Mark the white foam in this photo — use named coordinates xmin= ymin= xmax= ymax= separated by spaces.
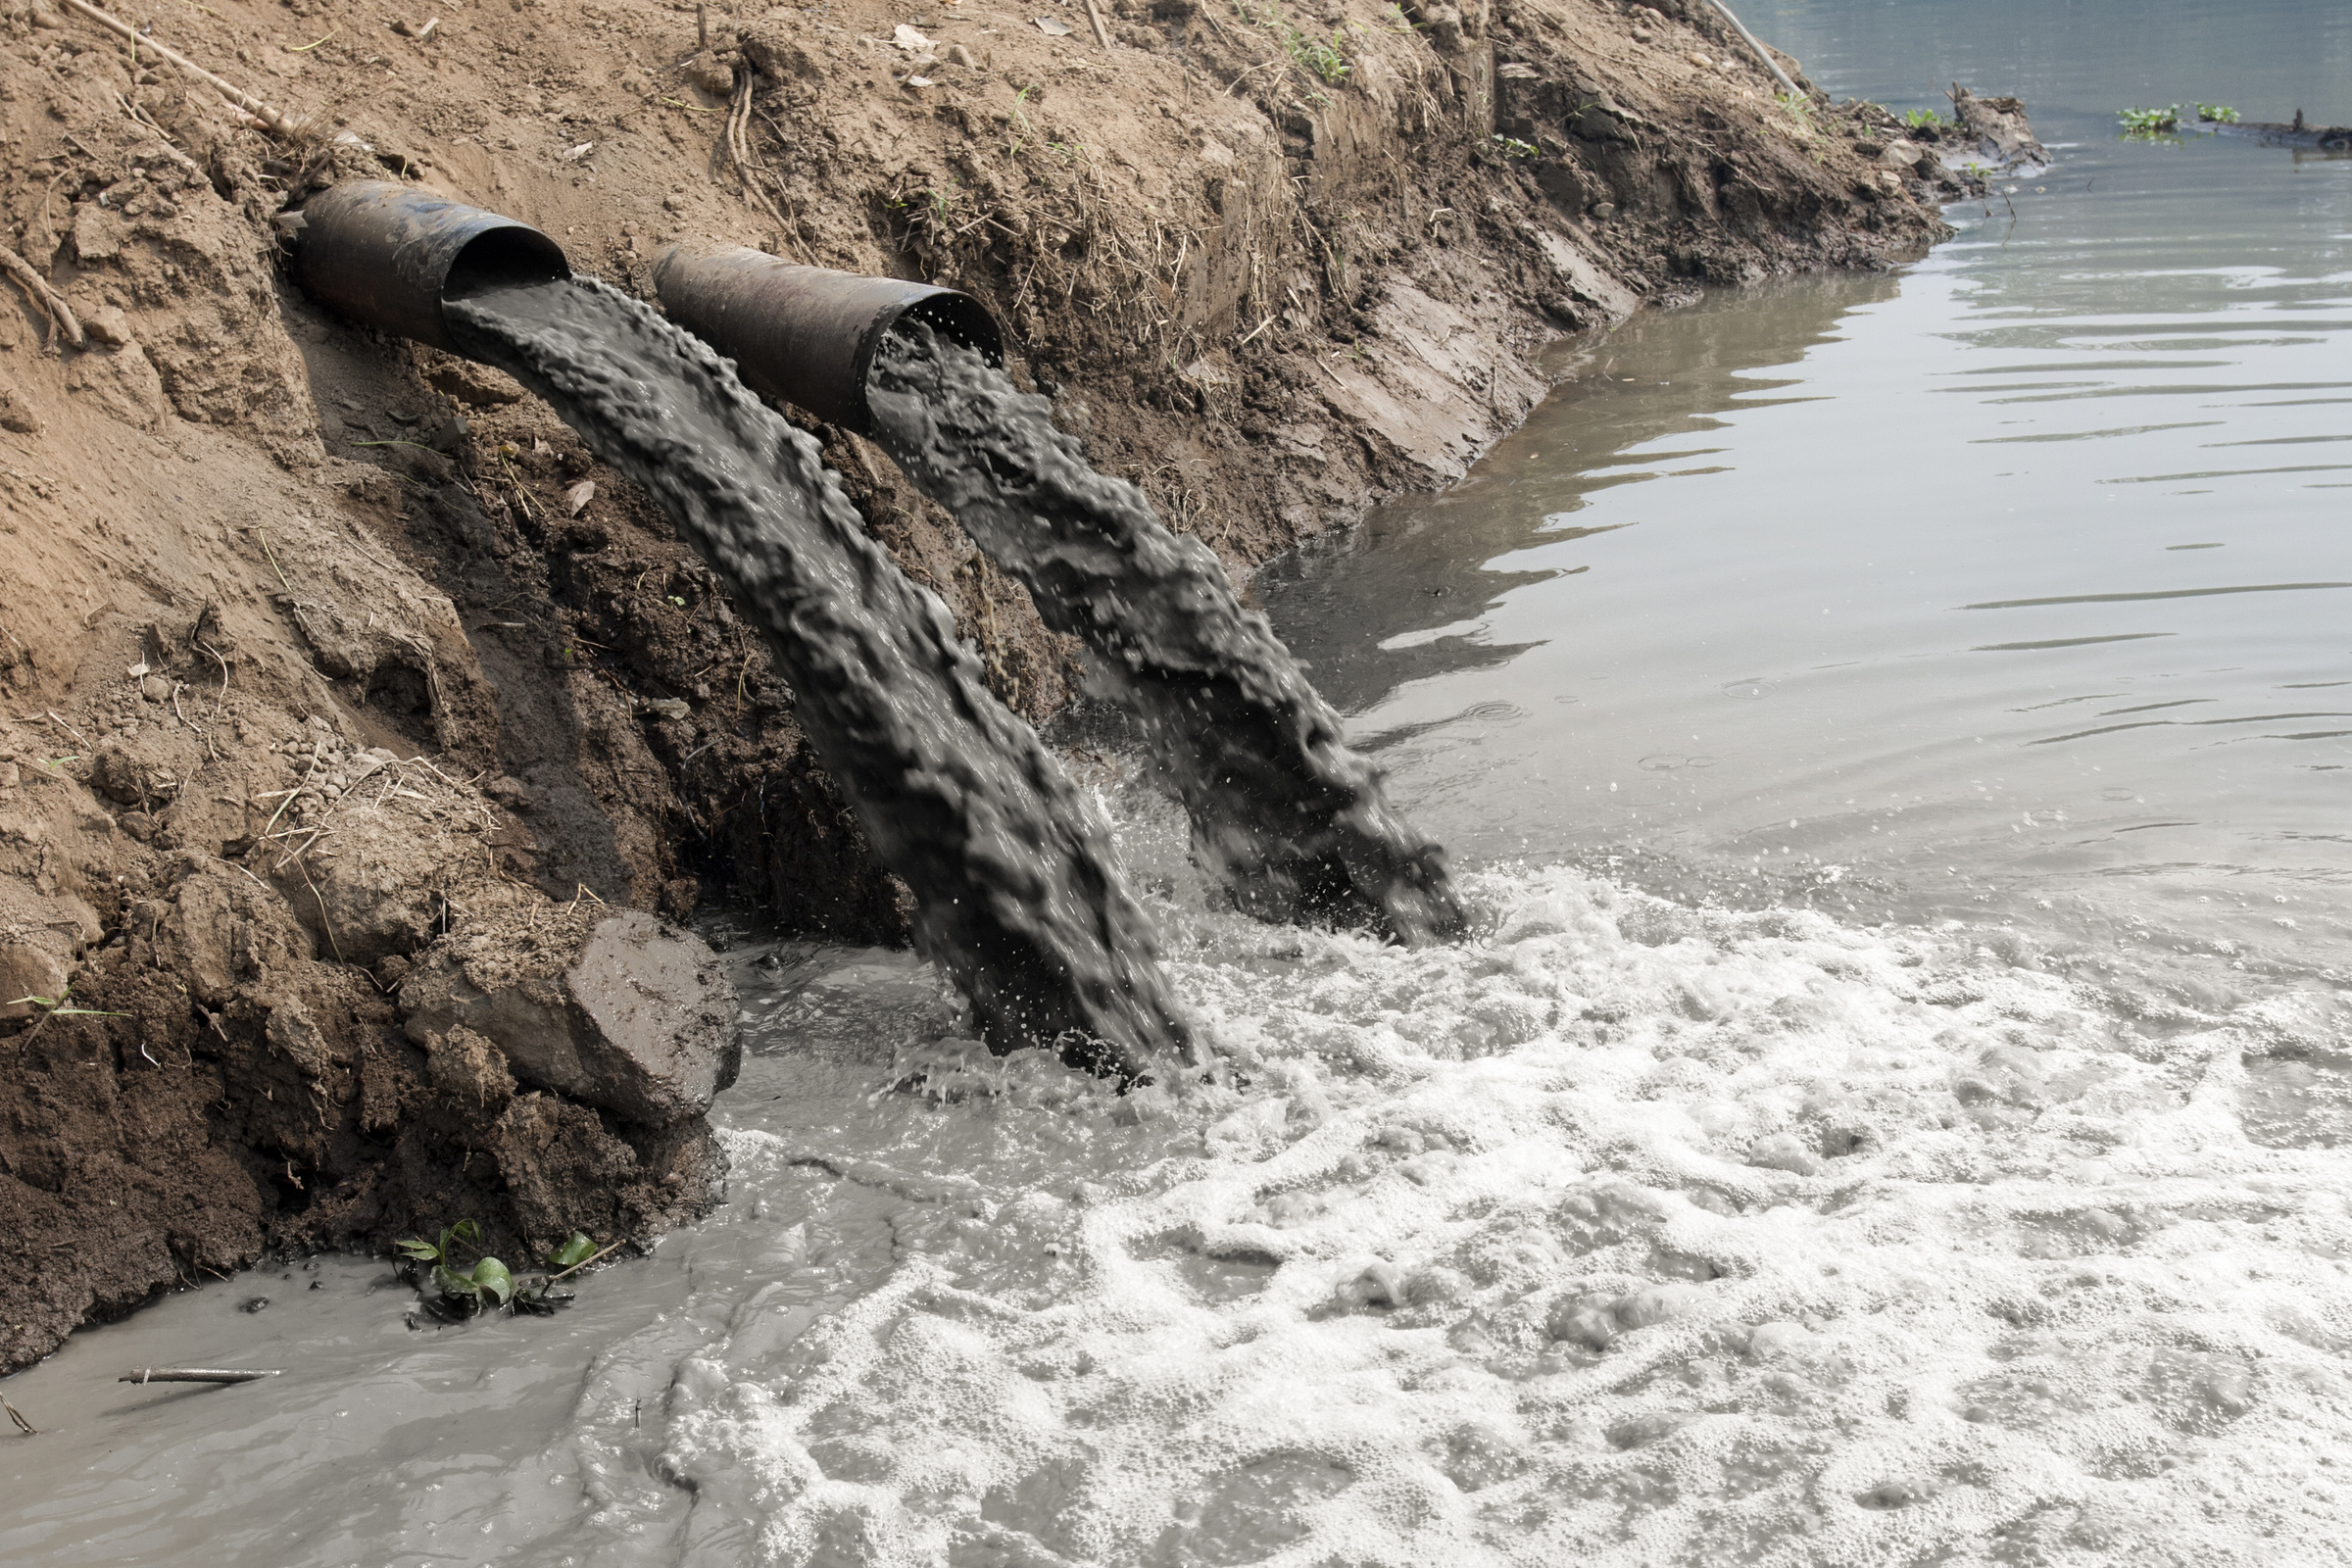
xmin=664 ymin=864 xmax=2352 ymax=1564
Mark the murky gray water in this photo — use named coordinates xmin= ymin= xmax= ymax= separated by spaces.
xmin=1262 ymin=4 xmax=2352 ymax=967
xmin=7 ymin=3 xmax=2352 ymax=1564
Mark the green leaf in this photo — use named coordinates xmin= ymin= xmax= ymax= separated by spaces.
xmin=469 ymin=1257 xmax=514 ymax=1305
xmin=395 ymin=1238 xmax=441 ymax=1261
xmin=550 ymin=1232 xmax=596 ymax=1269
xmin=432 ymin=1262 xmax=480 ymax=1298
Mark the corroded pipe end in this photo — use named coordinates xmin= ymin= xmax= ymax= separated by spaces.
xmin=288 ymin=180 xmax=568 ymax=352
xmin=652 ymin=246 xmax=1002 ymax=433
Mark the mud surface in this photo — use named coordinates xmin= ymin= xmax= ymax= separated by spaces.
xmin=4 ymin=0 xmax=1971 ymax=1368
xmin=870 ymin=325 xmax=1462 ymax=942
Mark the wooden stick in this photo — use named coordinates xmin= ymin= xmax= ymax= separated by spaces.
xmin=119 ymin=1367 xmax=283 ymax=1384
xmin=0 ymin=246 xmax=82 ymax=348
xmin=58 ymin=0 xmax=301 ymax=135
xmin=1079 ymin=0 xmax=1111 ymax=50
xmin=1 ymin=1391 xmax=34 ymax=1435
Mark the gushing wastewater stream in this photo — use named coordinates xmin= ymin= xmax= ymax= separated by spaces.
xmin=441 ymin=276 xmax=1187 ymax=1073
xmin=866 ymin=327 xmax=1463 ymax=946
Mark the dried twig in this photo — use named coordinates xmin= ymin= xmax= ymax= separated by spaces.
xmin=1079 ymin=0 xmax=1111 ymax=50
xmin=0 ymin=246 xmax=82 ymax=349
xmin=0 ymin=1391 xmax=34 ymax=1435
xmin=197 ymin=638 xmax=232 ymax=715
xmin=59 ymin=0 xmax=301 ymax=135
xmin=119 ymin=1367 xmax=282 ymax=1384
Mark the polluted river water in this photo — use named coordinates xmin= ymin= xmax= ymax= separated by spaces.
xmin=7 ymin=1 xmax=2352 ymax=1563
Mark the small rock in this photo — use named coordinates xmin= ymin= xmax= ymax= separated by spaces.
xmin=240 ymin=1296 xmax=270 ymax=1313
xmin=82 ymin=305 xmax=132 ymax=347
xmin=72 ymin=204 xmax=126 ymax=263
xmin=946 ymin=42 xmax=977 ymax=68
xmin=1032 ymin=15 xmax=1072 ymax=34
xmin=1878 ymin=139 xmax=1925 ymax=169
xmin=0 ymin=387 xmax=40 ymax=434
xmin=400 ymin=910 xmax=740 ymax=1126
xmin=684 ymin=52 xmax=735 ymax=94
xmin=0 ymin=941 xmax=71 ymax=1021
xmin=643 ymin=698 xmax=691 ymax=720
xmin=1590 ymin=201 xmax=1617 ymax=220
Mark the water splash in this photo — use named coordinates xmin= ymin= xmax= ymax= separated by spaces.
xmin=866 ymin=325 xmax=1466 ymax=946
xmin=658 ymin=860 xmax=2352 ymax=1566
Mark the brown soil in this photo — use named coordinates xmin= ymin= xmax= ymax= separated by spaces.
xmin=2 ymin=0 xmax=1974 ymax=1370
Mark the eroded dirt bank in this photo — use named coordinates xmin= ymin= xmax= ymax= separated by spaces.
xmin=3 ymin=0 xmax=2001 ymax=1369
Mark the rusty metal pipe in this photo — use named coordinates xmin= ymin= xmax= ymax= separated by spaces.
xmin=286 ymin=180 xmax=569 ymax=353
xmin=651 ymin=246 xmax=1003 ymax=433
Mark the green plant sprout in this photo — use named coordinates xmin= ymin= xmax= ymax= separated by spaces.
xmin=6 ymin=986 xmax=125 ymax=1018
xmin=1285 ymin=23 xmax=1351 ymax=85
xmin=1491 ymin=133 xmax=1540 ymax=160
xmin=2118 ymin=105 xmax=2181 ymax=137
xmin=2194 ymin=103 xmax=2240 ymax=123
xmin=397 ymin=1219 xmax=514 ymax=1310
xmin=399 ymin=1222 xmax=604 ymax=1317
xmin=1900 ymin=107 xmax=1945 ymax=130
xmin=1006 ymin=84 xmax=1038 ymax=158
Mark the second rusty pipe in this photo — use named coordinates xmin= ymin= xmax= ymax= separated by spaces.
xmin=652 ymin=246 xmax=1004 ymax=433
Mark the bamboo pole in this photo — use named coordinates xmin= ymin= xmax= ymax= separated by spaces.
xmin=1700 ymin=0 xmax=1798 ymax=96
xmin=58 ymin=0 xmax=302 ymax=135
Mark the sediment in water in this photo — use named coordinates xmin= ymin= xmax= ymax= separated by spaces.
xmin=445 ymin=277 xmax=1189 ymax=1073
xmin=868 ymin=327 xmax=1465 ymax=944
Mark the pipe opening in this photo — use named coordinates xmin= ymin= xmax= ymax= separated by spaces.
xmin=443 ymin=226 xmax=570 ymax=304
xmin=885 ymin=293 xmax=1004 ymax=369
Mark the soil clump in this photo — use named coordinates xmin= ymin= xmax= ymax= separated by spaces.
xmin=2 ymin=0 xmax=2008 ymax=1369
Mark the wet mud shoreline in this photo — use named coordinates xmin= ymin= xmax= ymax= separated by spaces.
xmin=3 ymin=0 xmax=2031 ymax=1370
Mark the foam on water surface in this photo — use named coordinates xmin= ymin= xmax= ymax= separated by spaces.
xmin=654 ymin=847 xmax=2352 ymax=1567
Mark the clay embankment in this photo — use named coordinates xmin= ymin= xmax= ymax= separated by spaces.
xmin=1 ymin=0 xmax=2008 ymax=1369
